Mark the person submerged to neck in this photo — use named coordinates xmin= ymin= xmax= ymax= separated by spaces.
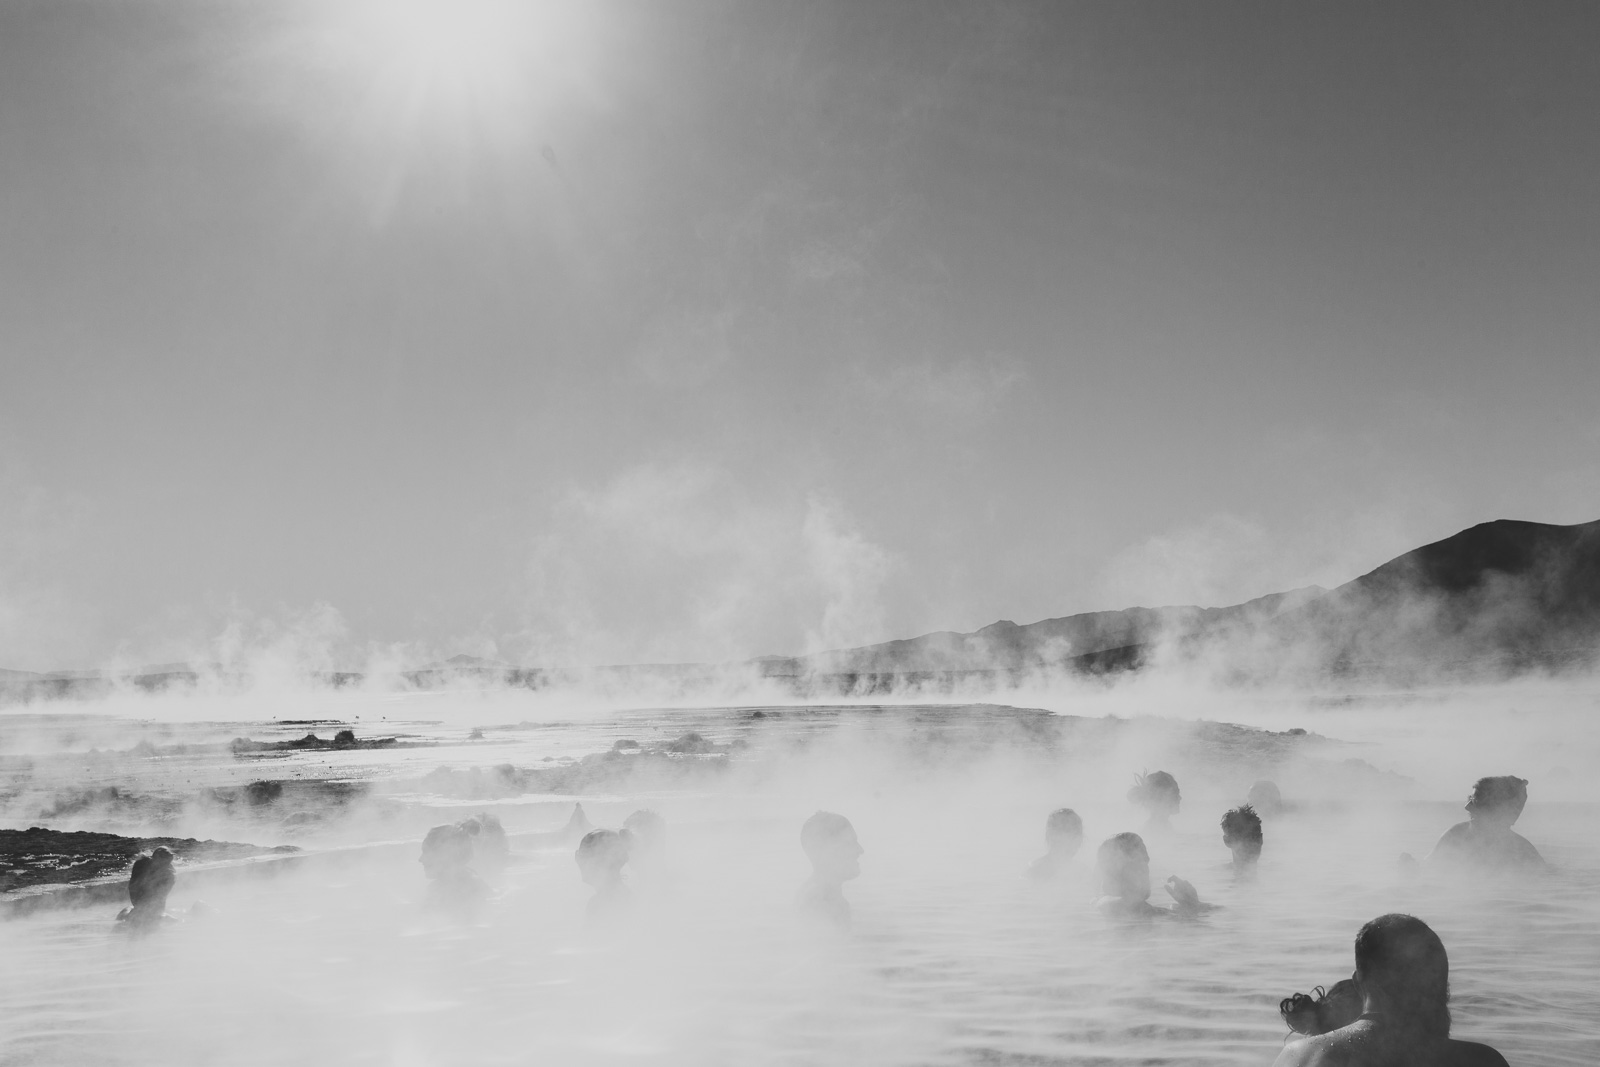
xmin=575 ymin=828 xmax=633 ymax=923
xmin=119 ymin=846 xmax=176 ymax=926
xmin=797 ymin=811 xmax=862 ymax=928
xmin=1128 ymin=771 xmax=1181 ymax=832
xmin=1271 ymin=913 xmax=1509 ymax=1067
xmin=1221 ymin=804 xmax=1263 ymax=877
xmin=1094 ymin=832 xmax=1210 ymax=918
xmin=1027 ymin=808 xmax=1083 ymax=881
xmin=1428 ymin=776 xmax=1547 ymax=871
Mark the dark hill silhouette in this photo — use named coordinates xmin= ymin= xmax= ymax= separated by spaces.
xmin=1248 ymin=518 xmax=1600 ymax=675
xmin=766 ymin=587 xmax=1324 ymax=676
xmin=767 ymin=518 xmax=1600 ymax=682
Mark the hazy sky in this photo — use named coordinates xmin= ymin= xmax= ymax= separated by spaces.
xmin=2 ymin=0 xmax=1598 ymax=671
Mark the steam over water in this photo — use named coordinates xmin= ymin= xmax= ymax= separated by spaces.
xmin=3 ymin=681 xmax=1599 ymax=1065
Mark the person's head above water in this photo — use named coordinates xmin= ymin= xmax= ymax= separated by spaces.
xmin=801 ymin=811 xmax=862 ymax=885
xmin=1128 ymin=771 xmax=1181 ymax=817
xmin=623 ymin=808 xmax=665 ymax=845
xmin=1044 ymin=808 xmax=1084 ymax=856
xmin=419 ymin=824 xmax=474 ymax=878
xmin=1096 ymin=832 xmax=1151 ymax=902
xmin=1466 ymin=776 xmax=1528 ymax=830
xmin=1221 ymin=805 xmax=1263 ymax=864
xmin=148 ymin=846 xmax=174 ymax=866
xmin=575 ymin=828 xmax=632 ymax=889
xmin=1353 ymin=913 xmax=1451 ymax=1038
xmin=1247 ymin=780 xmax=1284 ymax=815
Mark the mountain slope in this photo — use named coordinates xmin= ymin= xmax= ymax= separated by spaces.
xmin=1253 ymin=518 xmax=1600 ymax=671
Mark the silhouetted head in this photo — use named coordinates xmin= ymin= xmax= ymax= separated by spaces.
xmin=801 ymin=811 xmax=862 ymax=884
xmin=1466 ymin=776 xmax=1528 ymax=829
xmin=1353 ymin=913 xmax=1451 ymax=1039
xmin=1246 ymin=780 xmax=1284 ymax=815
xmin=149 ymin=846 xmax=174 ymax=867
xmin=1220 ymin=805 xmax=1263 ymax=863
xmin=1128 ymin=771 xmax=1181 ymax=817
xmin=623 ymin=809 xmax=665 ymax=847
xmin=420 ymin=823 xmax=474 ymax=878
xmin=1044 ymin=808 xmax=1084 ymax=856
xmin=1096 ymin=832 xmax=1151 ymax=902
xmin=575 ymin=828 xmax=632 ymax=889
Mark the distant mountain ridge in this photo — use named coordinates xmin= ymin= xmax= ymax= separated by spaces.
xmin=763 ymin=517 xmax=1600 ymax=681
xmin=761 ymin=587 xmax=1325 ymax=676
xmin=3 ymin=517 xmax=1597 ymax=699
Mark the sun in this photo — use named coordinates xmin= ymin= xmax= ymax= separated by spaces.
xmin=328 ymin=0 xmax=593 ymax=124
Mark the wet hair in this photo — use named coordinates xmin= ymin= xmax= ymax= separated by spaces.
xmin=800 ymin=811 xmax=856 ymax=857
xmin=1095 ymin=832 xmax=1149 ymax=896
xmin=1469 ymin=776 xmax=1528 ymax=815
xmin=1045 ymin=808 xmax=1083 ymax=839
xmin=1221 ymin=805 xmax=1263 ymax=857
xmin=1246 ymin=780 xmax=1283 ymax=814
xmin=1128 ymin=771 xmax=1181 ymax=810
xmin=1353 ymin=913 xmax=1451 ymax=1039
xmin=1280 ymin=979 xmax=1363 ymax=1036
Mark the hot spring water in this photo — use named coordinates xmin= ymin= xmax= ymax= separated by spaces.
xmin=2 ymin=686 xmax=1598 ymax=1066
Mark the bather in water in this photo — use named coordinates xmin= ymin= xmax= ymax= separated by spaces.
xmin=1270 ymin=913 xmax=1509 ymax=1066
xmin=1427 ymin=776 xmax=1547 ymax=871
xmin=420 ymin=822 xmax=491 ymax=911
xmin=797 ymin=811 xmax=862 ymax=928
xmin=575 ymin=828 xmax=633 ymax=924
xmin=1247 ymin=779 xmax=1286 ymax=817
xmin=1220 ymin=804 xmax=1262 ymax=876
xmin=116 ymin=846 xmax=176 ymax=928
xmin=1094 ymin=832 xmax=1212 ymax=919
xmin=1128 ymin=771 xmax=1182 ymax=832
xmin=1026 ymin=808 xmax=1084 ymax=882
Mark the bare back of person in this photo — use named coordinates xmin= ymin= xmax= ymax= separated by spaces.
xmin=1272 ymin=1018 xmax=1509 ymax=1067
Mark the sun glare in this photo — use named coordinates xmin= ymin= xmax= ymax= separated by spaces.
xmin=332 ymin=0 xmax=594 ymax=124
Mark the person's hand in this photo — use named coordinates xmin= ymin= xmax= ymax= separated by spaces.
xmin=1164 ymin=875 xmax=1201 ymax=909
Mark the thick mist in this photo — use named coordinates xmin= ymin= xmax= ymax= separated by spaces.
xmin=3 ymin=673 xmax=1598 ymax=1065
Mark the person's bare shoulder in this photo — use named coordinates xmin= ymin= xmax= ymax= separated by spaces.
xmin=1510 ymin=831 xmax=1547 ymax=868
xmin=1270 ymin=1033 xmax=1341 ymax=1066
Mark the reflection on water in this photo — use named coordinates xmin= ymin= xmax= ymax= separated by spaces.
xmin=2 ymin=697 xmax=1599 ymax=1065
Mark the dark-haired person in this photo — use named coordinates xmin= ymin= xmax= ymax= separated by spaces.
xmin=1094 ymin=832 xmax=1212 ymax=919
xmin=118 ymin=846 xmax=176 ymax=927
xmin=1027 ymin=808 xmax=1084 ymax=881
xmin=1428 ymin=776 xmax=1547 ymax=871
xmin=1128 ymin=771 xmax=1181 ymax=832
xmin=420 ymin=822 xmax=490 ymax=911
xmin=1271 ymin=913 xmax=1509 ymax=1066
xmin=575 ymin=828 xmax=633 ymax=923
xmin=798 ymin=811 xmax=862 ymax=928
xmin=1220 ymin=805 xmax=1262 ymax=875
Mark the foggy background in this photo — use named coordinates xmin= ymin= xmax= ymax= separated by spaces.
xmin=3 ymin=0 xmax=1599 ymax=675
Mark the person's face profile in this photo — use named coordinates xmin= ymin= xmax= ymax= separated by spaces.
xmin=814 ymin=829 xmax=863 ymax=881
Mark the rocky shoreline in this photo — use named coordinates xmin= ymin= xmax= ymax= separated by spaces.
xmin=0 ymin=826 xmax=298 ymax=895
